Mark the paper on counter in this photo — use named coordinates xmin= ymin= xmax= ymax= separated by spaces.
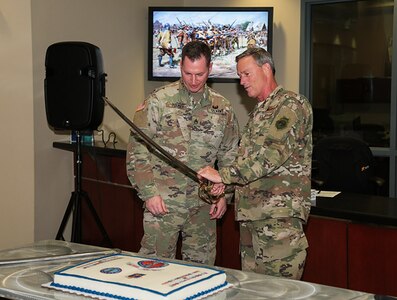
xmin=317 ymin=191 xmax=341 ymax=198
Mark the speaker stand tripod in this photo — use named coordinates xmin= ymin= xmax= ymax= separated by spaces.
xmin=55 ymin=131 xmax=112 ymax=247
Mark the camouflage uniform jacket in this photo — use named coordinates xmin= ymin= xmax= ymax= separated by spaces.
xmin=219 ymin=86 xmax=313 ymax=222
xmin=127 ymin=80 xmax=240 ymax=205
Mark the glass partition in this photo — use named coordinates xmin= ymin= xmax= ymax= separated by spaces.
xmin=310 ymin=0 xmax=393 ymax=147
xmin=302 ymin=0 xmax=395 ymax=196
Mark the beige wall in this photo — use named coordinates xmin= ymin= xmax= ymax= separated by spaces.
xmin=0 ymin=0 xmax=301 ymax=250
xmin=31 ymin=0 xmax=148 ymax=244
xmin=0 ymin=0 xmax=35 ymax=249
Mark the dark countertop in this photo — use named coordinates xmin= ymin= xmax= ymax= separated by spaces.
xmin=53 ymin=141 xmax=397 ymax=228
xmin=53 ymin=140 xmax=127 ymax=157
xmin=312 ymin=193 xmax=397 ymax=227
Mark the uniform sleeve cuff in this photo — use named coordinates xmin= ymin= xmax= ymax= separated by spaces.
xmin=137 ymin=184 xmax=159 ymax=201
xmin=219 ymin=167 xmax=233 ymax=184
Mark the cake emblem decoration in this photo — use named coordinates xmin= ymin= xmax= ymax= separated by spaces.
xmin=137 ymin=260 xmax=169 ymax=269
xmin=127 ymin=273 xmax=146 ymax=279
xmin=100 ymin=267 xmax=122 ymax=274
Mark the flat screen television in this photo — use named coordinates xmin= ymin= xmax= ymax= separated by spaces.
xmin=148 ymin=6 xmax=273 ymax=82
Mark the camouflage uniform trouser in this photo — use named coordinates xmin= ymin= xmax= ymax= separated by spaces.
xmin=139 ymin=203 xmax=216 ymax=265
xmin=239 ymin=217 xmax=308 ymax=280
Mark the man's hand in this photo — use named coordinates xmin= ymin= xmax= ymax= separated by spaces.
xmin=198 ymin=166 xmax=223 ymax=183
xmin=209 ymin=197 xmax=227 ymax=220
xmin=211 ymin=183 xmax=225 ymax=196
xmin=145 ymin=195 xmax=168 ymax=216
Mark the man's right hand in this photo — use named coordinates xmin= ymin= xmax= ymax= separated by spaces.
xmin=145 ymin=195 xmax=168 ymax=216
xmin=198 ymin=166 xmax=223 ymax=183
xmin=211 ymin=182 xmax=226 ymax=196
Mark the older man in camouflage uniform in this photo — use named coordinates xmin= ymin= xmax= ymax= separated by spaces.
xmin=199 ymin=47 xmax=313 ymax=279
xmin=127 ymin=41 xmax=239 ymax=265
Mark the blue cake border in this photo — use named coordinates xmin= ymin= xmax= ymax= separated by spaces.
xmin=50 ymin=281 xmax=229 ymax=300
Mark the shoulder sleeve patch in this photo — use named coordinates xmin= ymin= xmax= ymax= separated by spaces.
xmin=133 ymin=100 xmax=150 ymax=128
xmin=133 ymin=110 xmax=148 ymax=128
xmin=269 ymin=106 xmax=297 ymax=140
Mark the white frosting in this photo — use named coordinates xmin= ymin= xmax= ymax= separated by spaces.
xmin=49 ymin=253 xmax=228 ymax=300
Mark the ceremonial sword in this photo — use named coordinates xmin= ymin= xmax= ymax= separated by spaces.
xmin=103 ymin=97 xmax=229 ymax=204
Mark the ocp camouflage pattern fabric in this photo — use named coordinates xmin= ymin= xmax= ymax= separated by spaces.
xmin=218 ymin=85 xmax=312 ymax=278
xmin=127 ymin=79 xmax=239 ymax=204
xmin=219 ymin=85 xmax=313 ymax=223
xmin=126 ymin=79 xmax=239 ymax=264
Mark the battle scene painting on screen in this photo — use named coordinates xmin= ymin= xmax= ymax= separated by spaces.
xmin=148 ymin=7 xmax=273 ymax=82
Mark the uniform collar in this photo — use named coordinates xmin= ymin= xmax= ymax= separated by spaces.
xmin=249 ymin=85 xmax=284 ymax=117
xmin=258 ymin=85 xmax=284 ymax=110
xmin=179 ymin=79 xmax=211 ymax=107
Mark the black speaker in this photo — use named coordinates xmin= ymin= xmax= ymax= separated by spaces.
xmin=45 ymin=41 xmax=106 ymax=130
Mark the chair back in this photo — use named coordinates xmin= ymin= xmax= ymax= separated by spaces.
xmin=312 ymin=136 xmax=374 ymax=194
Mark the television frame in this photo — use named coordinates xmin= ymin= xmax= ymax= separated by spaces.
xmin=148 ymin=6 xmax=273 ymax=82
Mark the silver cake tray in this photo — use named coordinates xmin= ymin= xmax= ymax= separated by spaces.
xmin=0 ymin=240 xmax=376 ymax=300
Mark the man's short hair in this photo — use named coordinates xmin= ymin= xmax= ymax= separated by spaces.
xmin=236 ymin=47 xmax=276 ymax=75
xmin=181 ymin=41 xmax=212 ymax=67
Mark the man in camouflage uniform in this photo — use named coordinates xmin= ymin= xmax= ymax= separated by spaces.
xmin=127 ymin=41 xmax=240 ymax=265
xmin=199 ymin=47 xmax=313 ymax=279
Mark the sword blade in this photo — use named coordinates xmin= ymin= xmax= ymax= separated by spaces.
xmin=103 ymin=97 xmax=198 ymax=182
xmin=103 ymin=97 xmax=234 ymax=204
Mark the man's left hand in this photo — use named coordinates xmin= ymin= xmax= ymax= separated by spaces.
xmin=209 ymin=197 xmax=227 ymax=220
